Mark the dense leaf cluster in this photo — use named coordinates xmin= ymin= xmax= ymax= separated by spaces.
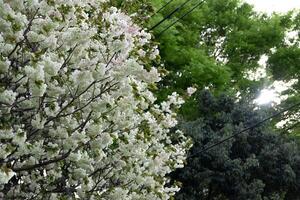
xmin=149 ymin=0 xmax=291 ymax=120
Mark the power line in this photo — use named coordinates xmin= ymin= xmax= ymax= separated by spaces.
xmin=188 ymin=101 xmax=300 ymax=158
xmin=282 ymin=120 xmax=300 ymax=134
xmin=149 ymin=0 xmax=196 ymax=31
xmin=150 ymin=0 xmax=177 ymax=18
xmin=156 ymin=0 xmax=205 ymax=37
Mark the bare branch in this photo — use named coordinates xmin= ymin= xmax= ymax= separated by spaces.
xmin=8 ymin=9 xmax=40 ymax=58
xmin=12 ymin=150 xmax=71 ymax=172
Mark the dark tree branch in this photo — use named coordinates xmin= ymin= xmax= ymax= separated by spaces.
xmin=12 ymin=150 xmax=71 ymax=172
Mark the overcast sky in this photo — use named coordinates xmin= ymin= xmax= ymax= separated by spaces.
xmin=245 ymin=0 xmax=300 ymax=14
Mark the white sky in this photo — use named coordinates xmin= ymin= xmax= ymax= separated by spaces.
xmin=245 ymin=0 xmax=300 ymax=14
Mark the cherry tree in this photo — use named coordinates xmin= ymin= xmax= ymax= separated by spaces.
xmin=0 ymin=1 xmax=190 ymax=199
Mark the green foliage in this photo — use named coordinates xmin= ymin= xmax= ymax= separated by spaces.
xmin=170 ymin=91 xmax=300 ymax=200
xmin=268 ymin=46 xmax=300 ymax=80
xmin=147 ymin=0 xmax=290 ymax=120
xmin=266 ymin=11 xmax=300 ymax=136
xmin=150 ymin=0 xmax=288 ymax=85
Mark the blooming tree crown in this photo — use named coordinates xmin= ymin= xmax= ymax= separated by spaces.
xmin=0 ymin=0 xmax=189 ymax=199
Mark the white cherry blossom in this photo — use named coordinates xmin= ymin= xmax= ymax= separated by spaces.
xmin=0 ymin=1 xmax=190 ymax=199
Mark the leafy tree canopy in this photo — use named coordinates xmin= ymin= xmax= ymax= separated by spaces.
xmin=147 ymin=0 xmax=292 ymax=119
xmin=149 ymin=0 xmax=290 ymax=90
xmin=267 ymin=11 xmax=300 ymax=136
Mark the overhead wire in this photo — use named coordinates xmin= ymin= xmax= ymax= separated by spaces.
xmin=156 ymin=0 xmax=205 ymax=37
xmin=281 ymin=120 xmax=300 ymax=134
xmin=188 ymin=101 xmax=300 ymax=158
xmin=149 ymin=0 xmax=196 ymax=30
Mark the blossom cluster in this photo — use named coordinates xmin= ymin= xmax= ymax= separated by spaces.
xmin=0 ymin=0 xmax=190 ymax=199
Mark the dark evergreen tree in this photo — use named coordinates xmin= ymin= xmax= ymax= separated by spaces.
xmin=170 ymin=91 xmax=300 ymax=200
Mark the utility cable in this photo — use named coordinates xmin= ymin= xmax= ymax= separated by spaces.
xmin=149 ymin=0 xmax=196 ymax=30
xmin=188 ymin=101 xmax=300 ymax=158
xmin=156 ymin=0 xmax=205 ymax=37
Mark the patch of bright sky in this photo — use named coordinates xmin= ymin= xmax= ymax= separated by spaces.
xmin=254 ymin=79 xmax=298 ymax=105
xmin=245 ymin=55 xmax=268 ymax=81
xmin=245 ymin=0 xmax=300 ymax=14
xmin=243 ymin=1 xmax=300 ymax=105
